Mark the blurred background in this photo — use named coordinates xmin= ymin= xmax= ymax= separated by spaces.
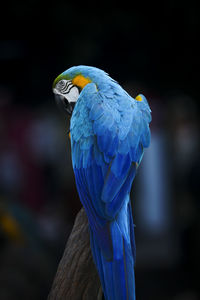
xmin=0 ymin=1 xmax=199 ymax=299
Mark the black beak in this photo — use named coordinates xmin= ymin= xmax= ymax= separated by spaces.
xmin=54 ymin=94 xmax=76 ymax=116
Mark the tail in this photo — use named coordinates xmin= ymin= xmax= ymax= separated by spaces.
xmin=90 ymin=198 xmax=136 ymax=300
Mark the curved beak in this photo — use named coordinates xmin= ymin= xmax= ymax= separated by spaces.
xmin=54 ymin=94 xmax=76 ymax=116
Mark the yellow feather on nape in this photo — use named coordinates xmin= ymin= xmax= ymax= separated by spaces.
xmin=72 ymin=75 xmax=91 ymax=90
xmin=135 ymin=95 xmax=142 ymax=101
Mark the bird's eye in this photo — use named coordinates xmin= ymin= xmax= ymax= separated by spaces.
xmin=59 ymin=80 xmax=66 ymax=86
xmin=57 ymin=80 xmax=73 ymax=94
xmin=57 ymin=80 xmax=65 ymax=88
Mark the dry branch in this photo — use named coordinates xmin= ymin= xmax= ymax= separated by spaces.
xmin=48 ymin=208 xmax=102 ymax=300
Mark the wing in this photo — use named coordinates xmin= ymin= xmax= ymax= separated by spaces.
xmin=70 ymin=83 xmax=151 ymax=258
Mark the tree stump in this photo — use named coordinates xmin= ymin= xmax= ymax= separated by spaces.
xmin=48 ymin=208 xmax=103 ymax=300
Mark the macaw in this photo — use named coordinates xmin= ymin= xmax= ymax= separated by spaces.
xmin=53 ymin=66 xmax=151 ymax=300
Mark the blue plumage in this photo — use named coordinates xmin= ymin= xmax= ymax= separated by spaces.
xmin=53 ymin=66 xmax=151 ymax=300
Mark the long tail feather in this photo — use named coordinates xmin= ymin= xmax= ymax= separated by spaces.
xmin=90 ymin=197 xmax=136 ymax=300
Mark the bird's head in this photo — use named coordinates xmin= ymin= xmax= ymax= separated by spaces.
xmin=53 ymin=65 xmax=102 ymax=115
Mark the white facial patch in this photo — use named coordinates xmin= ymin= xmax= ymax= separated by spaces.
xmin=53 ymin=79 xmax=80 ymax=103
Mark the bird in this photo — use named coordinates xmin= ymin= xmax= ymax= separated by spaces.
xmin=52 ymin=65 xmax=151 ymax=300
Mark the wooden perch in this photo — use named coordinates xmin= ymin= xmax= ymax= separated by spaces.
xmin=48 ymin=208 xmax=103 ymax=300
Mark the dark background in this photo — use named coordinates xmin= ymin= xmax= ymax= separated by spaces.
xmin=0 ymin=1 xmax=199 ymax=299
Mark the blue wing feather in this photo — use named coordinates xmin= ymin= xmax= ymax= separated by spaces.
xmin=105 ymin=165 xmax=136 ymax=218
xmin=70 ymin=80 xmax=151 ymax=300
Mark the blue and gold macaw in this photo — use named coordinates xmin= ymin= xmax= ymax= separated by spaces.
xmin=53 ymin=66 xmax=151 ymax=300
